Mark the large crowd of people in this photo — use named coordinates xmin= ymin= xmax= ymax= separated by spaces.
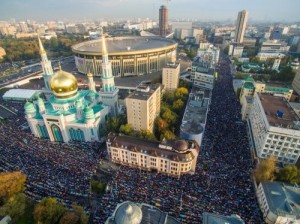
xmin=0 ymin=56 xmax=263 ymax=223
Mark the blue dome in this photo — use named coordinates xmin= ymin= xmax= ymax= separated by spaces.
xmin=24 ymin=102 xmax=36 ymax=114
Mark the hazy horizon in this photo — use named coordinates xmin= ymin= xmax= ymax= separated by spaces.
xmin=0 ymin=0 xmax=300 ymax=22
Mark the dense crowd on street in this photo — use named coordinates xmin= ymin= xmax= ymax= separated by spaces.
xmin=92 ymin=56 xmax=263 ymax=223
xmin=0 ymin=56 xmax=263 ymax=223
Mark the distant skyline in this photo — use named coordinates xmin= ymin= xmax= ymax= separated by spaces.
xmin=0 ymin=0 xmax=300 ymax=22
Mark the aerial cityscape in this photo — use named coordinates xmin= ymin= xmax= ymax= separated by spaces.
xmin=0 ymin=1 xmax=300 ymax=224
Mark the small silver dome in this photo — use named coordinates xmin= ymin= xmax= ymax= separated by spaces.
xmin=114 ymin=201 xmax=142 ymax=224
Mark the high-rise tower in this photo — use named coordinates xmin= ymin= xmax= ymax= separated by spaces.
xmin=159 ymin=5 xmax=168 ymax=37
xmin=98 ymin=35 xmax=119 ymax=117
xmin=234 ymin=10 xmax=248 ymax=43
xmin=38 ymin=36 xmax=54 ymax=91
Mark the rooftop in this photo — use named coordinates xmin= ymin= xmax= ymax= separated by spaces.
xmin=126 ymin=84 xmax=160 ymax=101
xmin=3 ymin=89 xmax=42 ymax=100
xmin=243 ymin=82 xmax=255 ymax=90
xmin=202 ymin=212 xmax=245 ymax=224
xmin=258 ymin=93 xmax=299 ymax=129
xmin=107 ymin=133 xmax=199 ymax=162
xmin=180 ymin=87 xmax=211 ymax=135
xmin=261 ymin=182 xmax=300 ymax=219
xmin=72 ymin=37 xmax=177 ymax=55
xmin=163 ymin=62 xmax=180 ymax=69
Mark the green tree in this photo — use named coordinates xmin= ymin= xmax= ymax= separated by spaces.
xmin=59 ymin=204 xmax=88 ymax=224
xmin=91 ymin=180 xmax=107 ymax=194
xmin=119 ymin=124 xmax=134 ymax=136
xmin=0 ymin=171 xmax=26 ymax=201
xmin=34 ymin=197 xmax=66 ymax=224
xmin=172 ymin=99 xmax=184 ymax=113
xmin=163 ymin=91 xmax=175 ymax=105
xmin=105 ymin=115 xmax=126 ymax=134
xmin=160 ymin=130 xmax=176 ymax=140
xmin=174 ymin=87 xmax=189 ymax=100
xmin=161 ymin=109 xmax=178 ymax=127
xmin=0 ymin=193 xmax=27 ymax=222
xmin=139 ymin=129 xmax=156 ymax=141
xmin=253 ymin=156 xmax=276 ymax=183
xmin=72 ymin=204 xmax=88 ymax=224
xmin=60 ymin=212 xmax=79 ymax=224
xmin=276 ymin=165 xmax=300 ymax=184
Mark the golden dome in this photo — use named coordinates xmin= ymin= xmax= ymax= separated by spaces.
xmin=50 ymin=70 xmax=78 ymax=99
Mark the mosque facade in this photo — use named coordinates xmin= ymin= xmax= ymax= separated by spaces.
xmin=24 ymin=36 xmax=118 ymax=143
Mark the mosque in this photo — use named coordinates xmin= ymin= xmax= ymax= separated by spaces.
xmin=24 ymin=35 xmax=119 ymax=143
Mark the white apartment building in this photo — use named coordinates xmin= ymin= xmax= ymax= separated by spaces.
xmin=256 ymin=182 xmax=300 ymax=224
xmin=106 ymin=133 xmax=200 ymax=176
xmin=125 ymin=84 xmax=161 ymax=132
xmin=192 ymin=66 xmax=214 ymax=90
xmin=241 ymin=96 xmax=253 ymax=120
xmin=249 ymin=93 xmax=300 ymax=164
xmin=162 ymin=62 xmax=180 ymax=91
xmin=197 ymin=43 xmax=220 ymax=67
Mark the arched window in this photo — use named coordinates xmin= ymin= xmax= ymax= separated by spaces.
xmin=51 ymin=124 xmax=63 ymax=142
xmin=69 ymin=128 xmax=76 ymax=141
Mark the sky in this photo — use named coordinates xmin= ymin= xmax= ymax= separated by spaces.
xmin=0 ymin=0 xmax=300 ymax=22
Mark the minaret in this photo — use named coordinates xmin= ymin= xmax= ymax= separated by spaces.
xmin=38 ymin=36 xmax=54 ymax=91
xmin=98 ymin=35 xmax=119 ymax=116
xmin=87 ymin=72 xmax=96 ymax=92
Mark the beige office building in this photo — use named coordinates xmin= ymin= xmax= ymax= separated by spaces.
xmin=107 ymin=133 xmax=200 ymax=176
xmin=162 ymin=62 xmax=180 ymax=91
xmin=125 ymin=84 xmax=161 ymax=132
xmin=234 ymin=10 xmax=248 ymax=43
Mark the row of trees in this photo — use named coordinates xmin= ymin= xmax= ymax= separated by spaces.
xmin=0 ymin=171 xmax=88 ymax=224
xmin=0 ymin=34 xmax=84 ymax=62
xmin=253 ymin=157 xmax=300 ymax=184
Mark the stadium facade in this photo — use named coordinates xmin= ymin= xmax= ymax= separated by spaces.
xmin=72 ymin=36 xmax=177 ymax=77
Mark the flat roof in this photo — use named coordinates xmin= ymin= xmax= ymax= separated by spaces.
xmin=202 ymin=212 xmax=245 ymax=224
xmin=258 ymin=93 xmax=299 ymax=128
xmin=180 ymin=87 xmax=211 ymax=135
xmin=126 ymin=84 xmax=160 ymax=101
xmin=72 ymin=37 xmax=177 ymax=55
xmin=261 ymin=182 xmax=300 ymax=219
xmin=3 ymin=89 xmax=41 ymax=100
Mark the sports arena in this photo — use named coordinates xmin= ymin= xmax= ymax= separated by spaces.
xmin=72 ymin=36 xmax=177 ymax=77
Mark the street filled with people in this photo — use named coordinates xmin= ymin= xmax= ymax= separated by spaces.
xmin=0 ymin=56 xmax=263 ymax=223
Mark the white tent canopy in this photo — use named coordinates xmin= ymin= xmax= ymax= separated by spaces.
xmin=3 ymin=89 xmax=41 ymax=101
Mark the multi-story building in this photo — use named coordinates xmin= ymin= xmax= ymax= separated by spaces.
xmin=106 ymin=133 xmax=199 ymax=176
xmin=180 ymin=87 xmax=211 ymax=146
xmin=197 ymin=43 xmax=220 ymax=67
xmin=248 ymin=93 xmax=300 ymax=164
xmin=162 ymin=62 xmax=180 ymax=91
xmin=241 ymin=96 xmax=253 ymax=120
xmin=19 ymin=21 xmax=29 ymax=33
xmin=191 ymin=65 xmax=215 ymax=90
xmin=256 ymin=182 xmax=300 ymax=224
xmin=234 ymin=10 xmax=248 ymax=43
xmin=228 ymin=43 xmax=244 ymax=57
xmin=105 ymin=201 xmax=180 ymax=224
xmin=260 ymin=41 xmax=290 ymax=54
xmin=240 ymin=77 xmax=293 ymax=103
xmin=159 ymin=5 xmax=168 ymax=36
xmin=125 ymin=84 xmax=161 ymax=132
xmin=292 ymin=69 xmax=300 ymax=95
